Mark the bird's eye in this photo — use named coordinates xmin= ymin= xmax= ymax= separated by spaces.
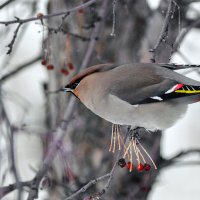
xmin=70 ymin=82 xmax=79 ymax=89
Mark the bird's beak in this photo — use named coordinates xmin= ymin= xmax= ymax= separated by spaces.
xmin=60 ymin=87 xmax=72 ymax=92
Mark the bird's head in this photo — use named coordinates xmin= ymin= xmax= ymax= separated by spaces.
xmin=60 ymin=79 xmax=80 ymax=93
xmin=60 ymin=63 xmax=115 ymax=96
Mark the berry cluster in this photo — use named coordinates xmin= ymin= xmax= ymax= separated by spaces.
xmin=41 ymin=59 xmax=55 ymax=70
xmin=118 ymin=158 xmax=151 ymax=172
xmin=41 ymin=60 xmax=75 ymax=76
xmin=60 ymin=62 xmax=75 ymax=76
xmin=78 ymin=9 xmax=84 ymax=14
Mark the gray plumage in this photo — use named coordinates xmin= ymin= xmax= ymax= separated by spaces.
xmin=63 ymin=63 xmax=200 ymax=131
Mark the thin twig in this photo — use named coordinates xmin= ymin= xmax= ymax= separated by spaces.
xmin=26 ymin=97 xmax=77 ymax=200
xmin=183 ymin=0 xmax=200 ymax=3
xmin=64 ymin=173 xmax=110 ymax=200
xmin=162 ymin=149 xmax=200 ymax=168
xmin=150 ymin=0 xmax=175 ymax=63
xmin=0 ymin=2 xmax=37 ymax=68
xmin=57 ymin=13 xmax=70 ymax=31
xmin=173 ymin=17 xmax=200 ymax=53
xmin=0 ymin=0 xmax=14 ymax=9
xmin=0 ymin=180 xmax=32 ymax=199
xmin=7 ymin=23 xmax=22 ymax=54
xmin=0 ymin=90 xmax=21 ymax=200
xmin=0 ymin=54 xmax=41 ymax=83
xmin=48 ymin=26 xmax=90 ymax=41
xmin=80 ymin=0 xmax=109 ymax=70
xmin=160 ymin=63 xmax=200 ymax=70
xmin=0 ymin=1 xmax=36 ymax=70
xmin=0 ymin=0 xmax=98 ymax=25
xmin=65 ymin=127 xmax=129 ymax=200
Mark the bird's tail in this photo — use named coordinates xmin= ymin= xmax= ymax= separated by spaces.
xmin=169 ymin=85 xmax=200 ymax=104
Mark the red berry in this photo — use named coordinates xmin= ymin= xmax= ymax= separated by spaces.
xmin=68 ymin=62 xmax=75 ymax=70
xmin=60 ymin=68 xmax=65 ymax=73
xmin=127 ymin=162 xmax=133 ymax=171
xmin=64 ymin=70 xmax=69 ymax=75
xmin=78 ymin=9 xmax=84 ymax=14
xmin=118 ymin=158 xmax=126 ymax=168
xmin=60 ymin=68 xmax=69 ymax=76
xmin=47 ymin=64 xmax=54 ymax=70
xmin=141 ymin=186 xmax=150 ymax=192
xmin=144 ymin=163 xmax=151 ymax=171
xmin=137 ymin=163 xmax=144 ymax=172
xmin=41 ymin=59 xmax=47 ymax=65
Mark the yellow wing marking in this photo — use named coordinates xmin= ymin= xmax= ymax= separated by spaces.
xmin=175 ymin=89 xmax=200 ymax=94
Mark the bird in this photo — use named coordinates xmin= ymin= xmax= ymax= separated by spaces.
xmin=61 ymin=63 xmax=200 ymax=131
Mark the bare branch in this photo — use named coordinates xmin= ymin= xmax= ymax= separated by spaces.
xmin=173 ymin=17 xmax=200 ymax=53
xmin=182 ymin=0 xmax=200 ymax=3
xmin=80 ymin=0 xmax=109 ymax=70
xmin=6 ymin=23 xmax=22 ymax=54
xmin=0 ymin=92 xmax=21 ymax=200
xmin=159 ymin=149 xmax=200 ymax=169
xmin=0 ymin=0 xmax=98 ymax=25
xmin=0 ymin=0 xmax=14 ymax=9
xmin=0 ymin=181 xmax=31 ymax=199
xmin=160 ymin=63 xmax=200 ymax=70
xmin=150 ymin=0 xmax=175 ymax=63
xmin=48 ymin=27 xmax=90 ymax=41
xmin=65 ymin=173 xmax=110 ymax=200
xmin=0 ymin=54 xmax=41 ymax=83
xmin=2 ymin=0 xmax=98 ymax=55
xmin=0 ymin=2 xmax=37 ymax=66
xmin=65 ymin=126 xmax=129 ymax=200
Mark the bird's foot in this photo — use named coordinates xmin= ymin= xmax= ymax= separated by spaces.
xmin=109 ymin=125 xmax=157 ymax=172
xmin=129 ymin=127 xmax=141 ymax=142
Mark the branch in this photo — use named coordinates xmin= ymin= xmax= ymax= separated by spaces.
xmin=0 ymin=54 xmax=41 ymax=83
xmin=6 ymin=23 xmax=22 ymax=54
xmin=65 ymin=173 xmax=110 ymax=200
xmin=173 ymin=17 xmax=200 ymax=53
xmin=0 ymin=0 xmax=98 ymax=25
xmin=161 ymin=149 xmax=200 ymax=168
xmin=2 ymin=0 xmax=98 ymax=55
xmin=160 ymin=63 xmax=200 ymax=70
xmin=150 ymin=0 xmax=175 ymax=63
xmin=79 ymin=0 xmax=109 ymax=70
xmin=26 ymin=1 xmax=109 ymax=199
xmin=0 ymin=2 xmax=37 ymax=65
xmin=182 ymin=0 xmax=200 ymax=3
xmin=0 ymin=181 xmax=32 ymax=199
xmin=48 ymin=27 xmax=90 ymax=41
xmin=0 ymin=91 xmax=21 ymax=200
xmin=0 ymin=0 xmax=14 ymax=9
xmin=65 ymin=125 xmax=129 ymax=200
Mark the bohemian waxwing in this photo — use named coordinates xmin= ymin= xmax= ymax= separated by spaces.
xmin=61 ymin=63 xmax=200 ymax=131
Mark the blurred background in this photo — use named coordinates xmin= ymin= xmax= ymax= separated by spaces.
xmin=0 ymin=0 xmax=200 ymax=199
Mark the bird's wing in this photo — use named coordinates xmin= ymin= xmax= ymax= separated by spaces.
xmin=109 ymin=64 xmax=200 ymax=105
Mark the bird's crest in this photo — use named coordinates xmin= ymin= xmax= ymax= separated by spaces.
xmin=69 ymin=63 xmax=115 ymax=85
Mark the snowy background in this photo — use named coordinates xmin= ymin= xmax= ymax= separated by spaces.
xmin=0 ymin=0 xmax=200 ymax=199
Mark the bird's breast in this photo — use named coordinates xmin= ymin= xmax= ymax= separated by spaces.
xmin=82 ymin=93 xmax=188 ymax=131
